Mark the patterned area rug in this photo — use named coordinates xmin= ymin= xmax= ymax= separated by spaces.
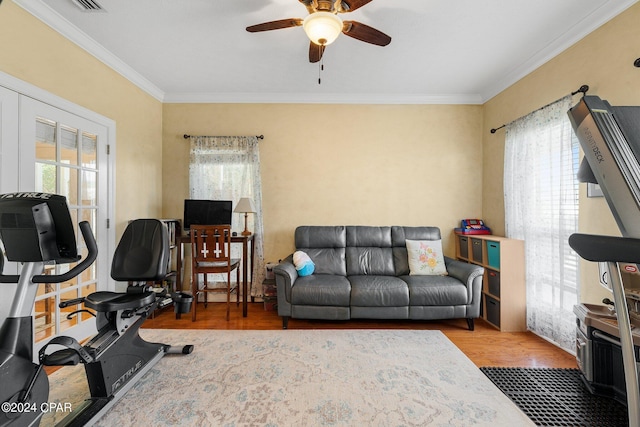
xmin=45 ymin=329 xmax=534 ymax=426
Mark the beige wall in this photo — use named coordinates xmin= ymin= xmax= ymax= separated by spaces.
xmin=482 ymin=2 xmax=640 ymax=303
xmin=162 ymin=103 xmax=483 ymax=261
xmin=0 ymin=1 xmax=164 ymax=238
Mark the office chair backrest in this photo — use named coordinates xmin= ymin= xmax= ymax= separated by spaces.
xmin=111 ymin=219 xmax=169 ymax=282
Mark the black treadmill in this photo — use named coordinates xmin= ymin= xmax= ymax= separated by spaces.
xmin=568 ymin=95 xmax=640 ymax=427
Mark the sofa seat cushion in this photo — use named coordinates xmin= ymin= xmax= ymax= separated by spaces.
xmin=349 ymin=275 xmax=409 ymax=307
xmin=291 ymin=274 xmax=351 ymax=306
xmin=401 ymin=275 xmax=469 ymax=306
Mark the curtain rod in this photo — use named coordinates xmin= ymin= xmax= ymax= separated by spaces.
xmin=490 ymin=84 xmax=589 ymax=134
xmin=183 ymin=134 xmax=264 ymax=140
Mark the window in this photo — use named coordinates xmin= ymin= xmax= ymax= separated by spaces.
xmin=504 ymin=95 xmax=580 ymax=352
xmin=188 ymin=136 xmax=265 ymax=298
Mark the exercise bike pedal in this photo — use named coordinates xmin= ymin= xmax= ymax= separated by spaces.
xmin=42 ymin=348 xmax=80 ymax=366
xmin=39 ymin=336 xmax=94 ymax=365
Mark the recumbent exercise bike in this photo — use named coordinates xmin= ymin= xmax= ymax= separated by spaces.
xmin=0 ymin=192 xmax=193 ymax=427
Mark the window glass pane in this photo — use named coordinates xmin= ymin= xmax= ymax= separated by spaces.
xmin=82 ymin=132 xmax=97 ymax=169
xmin=35 ymin=118 xmax=56 ymax=162
xmin=60 ymin=125 xmax=78 ymax=166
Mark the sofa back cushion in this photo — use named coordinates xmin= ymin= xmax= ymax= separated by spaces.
xmin=346 ymin=226 xmax=395 ymax=275
xmin=391 ymin=226 xmax=442 ymax=276
xmin=295 ymin=226 xmax=347 ymax=276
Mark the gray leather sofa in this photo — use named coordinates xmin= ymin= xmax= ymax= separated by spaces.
xmin=274 ymin=226 xmax=485 ymax=330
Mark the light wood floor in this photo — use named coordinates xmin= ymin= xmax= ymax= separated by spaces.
xmin=144 ymin=301 xmax=578 ymax=369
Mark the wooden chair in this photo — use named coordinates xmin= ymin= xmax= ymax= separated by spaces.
xmin=190 ymin=225 xmax=240 ymax=321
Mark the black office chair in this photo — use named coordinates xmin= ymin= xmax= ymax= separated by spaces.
xmin=84 ymin=219 xmax=169 ymax=314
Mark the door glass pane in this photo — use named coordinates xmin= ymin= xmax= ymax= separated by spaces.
xmin=82 ymin=132 xmax=97 ymax=169
xmin=59 ymin=262 xmax=77 ymax=290
xmin=35 ymin=162 xmax=56 ymax=193
xmin=60 ymin=289 xmax=80 ymax=332
xmin=60 ymin=125 xmax=78 ymax=166
xmin=80 ymin=284 xmax=97 ymax=322
xmin=35 ymin=118 xmax=56 ymax=161
xmin=81 ymin=170 xmax=97 ymax=206
xmin=81 ymin=208 xmax=96 ymax=227
xmin=59 ymin=166 xmax=78 ymax=205
xmin=79 ymin=246 xmax=96 ymax=284
xmin=69 ymin=208 xmax=78 ymax=239
xmin=34 ymin=295 xmax=56 ymax=342
xmin=37 ymin=275 xmax=55 ymax=299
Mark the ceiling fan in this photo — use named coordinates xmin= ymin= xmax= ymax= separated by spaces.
xmin=246 ymin=0 xmax=391 ymax=63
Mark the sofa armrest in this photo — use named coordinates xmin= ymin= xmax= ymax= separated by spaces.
xmin=274 ymin=255 xmax=298 ymax=317
xmin=445 ymin=256 xmax=484 ymax=306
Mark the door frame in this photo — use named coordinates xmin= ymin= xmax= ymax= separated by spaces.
xmin=0 ymin=70 xmax=117 ymax=292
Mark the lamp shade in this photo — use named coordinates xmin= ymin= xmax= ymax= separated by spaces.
xmin=234 ymin=197 xmax=256 ymax=213
xmin=303 ymin=12 xmax=343 ymax=46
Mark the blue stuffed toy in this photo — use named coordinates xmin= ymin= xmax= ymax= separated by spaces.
xmin=293 ymin=250 xmax=315 ymax=276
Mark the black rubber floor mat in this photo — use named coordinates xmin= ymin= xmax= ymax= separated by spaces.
xmin=480 ymin=367 xmax=628 ymax=427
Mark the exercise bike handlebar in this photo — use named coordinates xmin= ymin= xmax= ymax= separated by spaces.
xmin=0 ymin=221 xmax=98 ymax=284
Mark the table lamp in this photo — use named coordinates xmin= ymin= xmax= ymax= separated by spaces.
xmin=234 ymin=198 xmax=256 ymax=236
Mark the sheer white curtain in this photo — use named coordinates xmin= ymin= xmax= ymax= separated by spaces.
xmin=504 ymin=95 xmax=580 ymax=352
xmin=189 ymin=136 xmax=265 ymax=297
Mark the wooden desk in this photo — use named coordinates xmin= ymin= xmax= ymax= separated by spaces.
xmin=175 ymin=233 xmax=255 ymax=317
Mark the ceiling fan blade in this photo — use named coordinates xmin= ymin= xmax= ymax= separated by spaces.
xmin=339 ymin=0 xmax=374 ymax=12
xmin=246 ymin=18 xmax=303 ymax=33
xmin=342 ymin=21 xmax=391 ymax=46
xmin=309 ymin=42 xmax=325 ymax=63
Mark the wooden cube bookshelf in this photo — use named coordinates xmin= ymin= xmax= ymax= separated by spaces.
xmin=454 ymin=232 xmax=526 ymax=332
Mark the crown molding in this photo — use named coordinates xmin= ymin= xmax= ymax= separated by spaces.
xmin=13 ymin=0 xmax=165 ymax=102
xmin=480 ymin=0 xmax=639 ymax=102
xmin=162 ymin=92 xmax=484 ymax=105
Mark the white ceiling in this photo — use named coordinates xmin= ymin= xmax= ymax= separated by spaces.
xmin=15 ymin=0 xmax=639 ymax=104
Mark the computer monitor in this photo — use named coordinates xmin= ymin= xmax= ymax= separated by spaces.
xmin=183 ymin=199 xmax=233 ymax=231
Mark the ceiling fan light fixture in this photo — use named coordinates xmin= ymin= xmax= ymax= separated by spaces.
xmin=303 ymin=12 xmax=343 ymax=46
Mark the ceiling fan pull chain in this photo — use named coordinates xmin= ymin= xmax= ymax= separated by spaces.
xmin=318 ymin=45 xmax=324 ymax=84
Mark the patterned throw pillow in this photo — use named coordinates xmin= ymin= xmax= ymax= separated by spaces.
xmin=406 ymin=239 xmax=448 ymax=275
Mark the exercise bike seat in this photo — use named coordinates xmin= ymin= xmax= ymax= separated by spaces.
xmin=84 ymin=219 xmax=170 ymax=313
xmin=84 ymin=291 xmax=156 ymax=312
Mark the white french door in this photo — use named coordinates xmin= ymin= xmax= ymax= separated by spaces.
xmin=0 ymin=71 xmax=115 ymax=356
xmin=19 ymin=97 xmax=111 ymax=346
